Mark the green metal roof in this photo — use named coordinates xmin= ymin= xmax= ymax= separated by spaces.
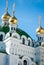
xmin=0 ymin=26 xmax=33 ymax=39
xmin=0 ymin=26 xmax=9 ymax=34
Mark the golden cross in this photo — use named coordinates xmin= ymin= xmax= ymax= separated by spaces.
xmin=38 ymin=16 xmax=42 ymax=27
xmin=6 ymin=0 xmax=8 ymax=12
xmin=12 ymin=4 xmax=16 ymax=16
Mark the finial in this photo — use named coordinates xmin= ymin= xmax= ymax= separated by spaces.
xmin=38 ymin=16 xmax=42 ymax=28
xmin=6 ymin=0 xmax=8 ymax=12
xmin=12 ymin=4 xmax=16 ymax=17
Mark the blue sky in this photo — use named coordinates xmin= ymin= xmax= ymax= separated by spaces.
xmin=0 ymin=0 xmax=44 ymax=40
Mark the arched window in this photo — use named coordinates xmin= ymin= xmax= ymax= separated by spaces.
xmin=32 ymin=43 xmax=34 ymax=47
xmin=14 ymin=28 xmax=15 ymax=30
xmin=5 ymin=22 xmax=7 ymax=26
xmin=18 ymin=61 xmax=22 ymax=65
xmin=28 ymin=40 xmax=30 ymax=46
xmin=0 ymin=34 xmax=3 ymax=41
xmin=11 ymin=27 xmax=13 ymax=30
xmin=23 ymin=60 xmax=27 ymax=65
xmin=39 ymin=42 xmax=41 ymax=46
xmin=10 ymin=33 xmax=12 ymax=37
xmin=22 ymin=38 xmax=25 ymax=44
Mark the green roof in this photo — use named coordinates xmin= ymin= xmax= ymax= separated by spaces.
xmin=0 ymin=26 xmax=32 ymax=39
xmin=16 ymin=28 xmax=32 ymax=38
xmin=0 ymin=26 xmax=9 ymax=34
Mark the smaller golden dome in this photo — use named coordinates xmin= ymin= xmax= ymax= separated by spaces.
xmin=2 ymin=12 xmax=11 ymax=20
xmin=9 ymin=16 xmax=17 ymax=24
xmin=36 ymin=27 xmax=44 ymax=34
xmin=36 ymin=16 xmax=44 ymax=34
xmin=1 ymin=0 xmax=11 ymax=20
xmin=9 ymin=4 xmax=17 ymax=24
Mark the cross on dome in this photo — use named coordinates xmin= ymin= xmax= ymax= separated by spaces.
xmin=12 ymin=4 xmax=16 ymax=17
xmin=6 ymin=0 xmax=8 ymax=13
xmin=38 ymin=16 xmax=42 ymax=28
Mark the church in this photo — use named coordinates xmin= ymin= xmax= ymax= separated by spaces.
xmin=0 ymin=0 xmax=44 ymax=65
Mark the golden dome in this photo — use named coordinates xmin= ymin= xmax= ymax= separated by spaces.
xmin=36 ymin=16 xmax=44 ymax=34
xmin=2 ymin=12 xmax=11 ymax=20
xmin=1 ymin=0 xmax=11 ymax=20
xmin=9 ymin=4 xmax=17 ymax=24
xmin=36 ymin=27 xmax=44 ymax=34
xmin=9 ymin=16 xmax=17 ymax=24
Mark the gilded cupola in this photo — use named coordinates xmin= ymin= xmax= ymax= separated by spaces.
xmin=36 ymin=16 xmax=44 ymax=35
xmin=1 ymin=0 xmax=11 ymax=21
xmin=9 ymin=4 xmax=17 ymax=24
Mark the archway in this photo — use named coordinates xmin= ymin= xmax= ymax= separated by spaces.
xmin=23 ymin=60 xmax=27 ymax=65
xmin=0 ymin=34 xmax=3 ymax=41
xmin=18 ymin=60 xmax=22 ymax=65
xmin=22 ymin=56 xmax=31 ymax=65
xmin=22 ymin=38 xmax=25 ymax=44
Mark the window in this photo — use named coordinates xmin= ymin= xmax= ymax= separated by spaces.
xmin=10 ymin=33 xmax=12 ymax=37
xmin=11 ymin=27 xmax=13 ymax=30
xmin=14 ymin=28 xmax=15 ymax=30
xmin=38 ymin=37 xmax=42 ymax=41
xmin=0 ymin=34 xmax=3 ymax=41
xmin=23 ymin=60 xmax=27 ymax=65
xmin=39 ymin=42 xmax=41 ymax=46
xmin=36 ymin=62 xmax=38 ymax=65
xmin=28 ymin=40 xmax=30 ymax=46
xmin=22 ymin=38 xmax=25 ymax=44
xmin=32 ymin=43 xmax=34 ymax=47
xmin=31 ymin=58 xmax=33 ymax=61
xmin=5 ymin=22 xmax=7 ymax=25
xmin=1 ymin=46 xmax=3 ymax=49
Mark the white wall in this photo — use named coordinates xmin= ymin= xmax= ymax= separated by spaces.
xmin=0 ymin=53 xmax=19 ymax=65
xmin=0 ymin=53 xmax=6 ymax=65
xmin=0 ymin=42 xmax=6 ymax=51
xmin=9 ymin=55 xmax=19 ymax=65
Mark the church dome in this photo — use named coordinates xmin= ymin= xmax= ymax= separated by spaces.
xmin=9 ymin=4 xmax=17 ymax=24
xmin=36 ymin=16 xmax=44 ymax=35
xmin=1 ymin=0 xmax=11 ymax=20
xmin=36 ymin=27 xmax=44 ymax=34
xmin=9 ymin=16 xmax=17 ymax=24
xmin=2 ymin=12 xmax=11 ymax=20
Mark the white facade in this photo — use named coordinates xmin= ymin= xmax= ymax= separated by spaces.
xmin=0 ymin=31 xmax=44 ymax=65
xmin=0 ymin=1 xmax=44 ymax=65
